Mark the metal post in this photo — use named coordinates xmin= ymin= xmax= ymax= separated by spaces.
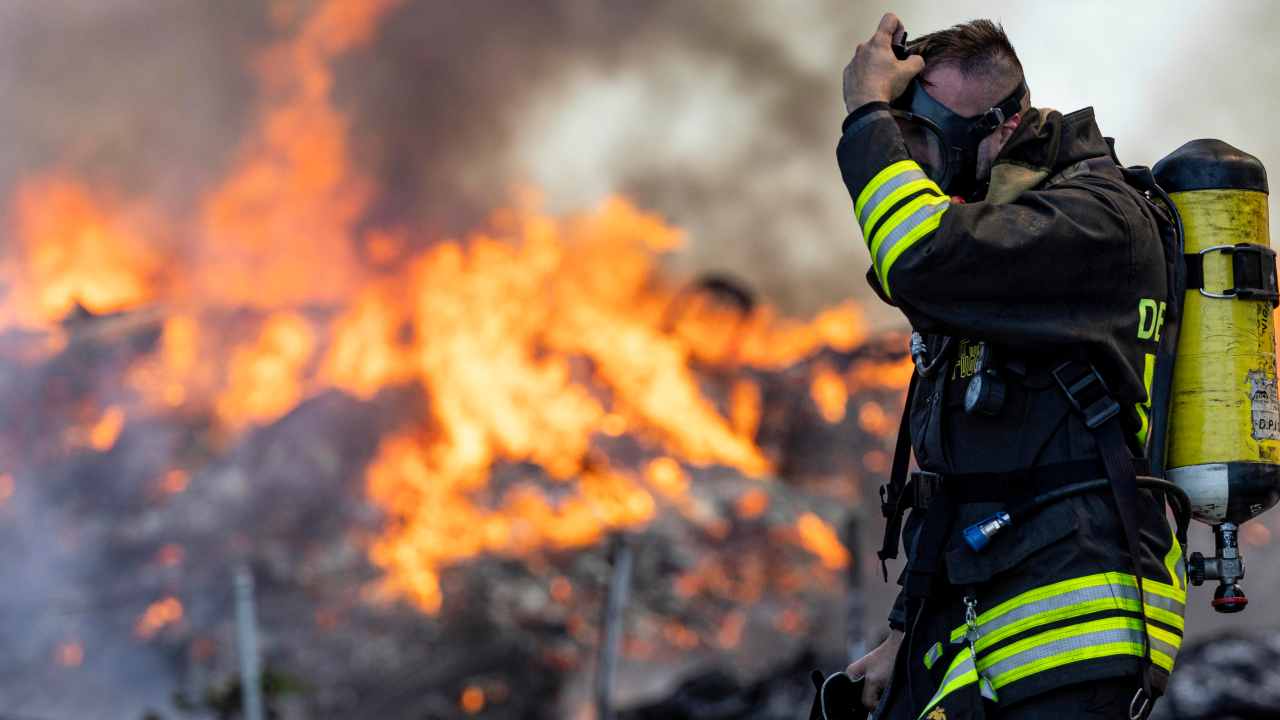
xmin=595 ymin=535 xmax=633 ymax=720
xmin=844 ymin=511 xmax=866 ymax=663
xmin=234 ymin=565 xmax=265 ymax=720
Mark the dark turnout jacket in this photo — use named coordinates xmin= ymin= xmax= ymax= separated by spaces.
xmin=837 ymin=102 xmax=1186 ymax=719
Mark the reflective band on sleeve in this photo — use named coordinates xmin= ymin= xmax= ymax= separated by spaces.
xmin=923 ymin=641 xmax=944 ymax=670
xmin=858 ymin=170 xmax=931 ymax=229
xmin=873 ymin=196 xmax=949 ymax=296
xmin=917 ymin=648 xmax=978 ymax=720
xmin=855 ymin=160 xmax=920 ymax=220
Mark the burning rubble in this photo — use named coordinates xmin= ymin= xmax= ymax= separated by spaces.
xmin=0 ymin=1 xmax=914 ymax=718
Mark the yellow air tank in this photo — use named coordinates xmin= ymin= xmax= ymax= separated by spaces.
xmin=1154 ymin=139 xmax=1278 ymax=613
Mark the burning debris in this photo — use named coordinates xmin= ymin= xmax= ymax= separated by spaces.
xmin=0 ymin=1 xmax=916 ymax=718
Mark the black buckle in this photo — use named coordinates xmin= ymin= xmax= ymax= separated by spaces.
xmin=879 ymin=481 xmax=900 ymax=519
xmin=1052 ymin=362 xmax=1121 ymax=429
xmin=1198 ymin=243 xmax=1280 ymax=306
xmin=911 ymin=471 xmax=942 ymax=511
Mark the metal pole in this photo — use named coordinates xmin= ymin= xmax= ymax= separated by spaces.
xmin=234 ymin=565 xmax=265 ymax=720
xmin=844 ymin=511 xmax=866 ymax=663
xmin=595 ymin=535 xmax=633 ymax=720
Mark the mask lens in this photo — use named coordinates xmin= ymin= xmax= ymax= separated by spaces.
xmin=893 ymin=114 xmax=950 ymax=189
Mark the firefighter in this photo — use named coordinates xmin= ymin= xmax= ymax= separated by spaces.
xmin=838 ymin=14 xmax=1186 ymax=720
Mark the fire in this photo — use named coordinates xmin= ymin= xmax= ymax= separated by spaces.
xmin=88 ymin=406 xmax=126 ymax=451
xmin=0 ymin=0 xmax=902 ymax=621
xmin=811 ymin=363 xmax=849 ymax=423
xmin=135 ymin=597 xmax=184 ymax=639
xmin=857 ymin=400 xmax=894 ymax=437
xmin=735 ymin=488 xmax=770 ymax=520
xmin=794 ymin=512 xmax=851 ymax=570
xmin=215 ymin=313 xmax=317 ymax=429
xmin=0 ymin=473 xmax=12 ymax=506
xmin=460 ymin=685 xmax=486 ymax=715
xmin=2 ymin=175 xmax=160 ymax=331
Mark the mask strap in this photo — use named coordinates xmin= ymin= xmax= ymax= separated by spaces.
xmin=969 ymin=79 xmax=1027 ymax=138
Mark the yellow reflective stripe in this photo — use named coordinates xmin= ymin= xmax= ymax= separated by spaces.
xmin=861 ymin=177 xmax=943 ymax=238
xmin=980 ymin=616 xmax=1178 ymax=689
xmin=1136 ymin=353 xmax=1156 ymax=446
xmin=949 ymin=571 xmax=1185 ymax=644
xmin=1164 ymin=525 xmax=1185 ymax=591
xmin=997 ymin=641 xmax=1147 ymax=688
xmin=869 ymin=192 xmax=948 ymax=262
xmin=970 ymin=597 xmax=1138 ymax=653
xmin=855 ymin=160 xmax=919 ymax=219
xmin=876 ymin=199 xmax=948 ymax=298
xmin=923 ymin=641 xmax=944 ymax=670
xmin=917 ymin=649 xmax=978 ymax=720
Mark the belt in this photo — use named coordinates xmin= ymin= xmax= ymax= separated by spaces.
xmin=884 ymin=457 xmax=1152 ymax=516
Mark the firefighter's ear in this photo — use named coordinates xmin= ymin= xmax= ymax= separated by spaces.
xmin=997 ymin=112 xmax=1022 ymax=143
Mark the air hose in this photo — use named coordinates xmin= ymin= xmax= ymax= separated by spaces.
xmin=963 ymin=476 xmax=1192 ymax=553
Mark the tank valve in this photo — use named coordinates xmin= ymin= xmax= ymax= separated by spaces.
xmin=1187 ymin=522 xmax=1248 ymax=613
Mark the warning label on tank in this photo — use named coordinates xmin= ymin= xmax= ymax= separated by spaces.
xmin=1248 ymin=370 xmax=1280 ymax=441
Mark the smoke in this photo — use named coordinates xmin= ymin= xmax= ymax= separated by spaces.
xmin=5 ymin=1 xmax=1275 ymax=318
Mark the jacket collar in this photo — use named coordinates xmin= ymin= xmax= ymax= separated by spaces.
xmin=985 ymin=107 xmax=1116 ymax=204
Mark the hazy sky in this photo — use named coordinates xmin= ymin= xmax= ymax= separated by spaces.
xmin=515 ymin=1 xmax=1280 ymax=321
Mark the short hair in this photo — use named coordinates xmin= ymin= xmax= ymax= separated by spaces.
xmin=910 ymin=19 xmax=1026 ymax=104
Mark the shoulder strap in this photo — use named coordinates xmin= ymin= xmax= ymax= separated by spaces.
xmin=876 ymin=373 xmax=918 ymax=581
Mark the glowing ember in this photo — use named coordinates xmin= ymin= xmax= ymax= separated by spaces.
xmin=0 ymin=473 xmax=12 ymax=505
xmin=857 ymin=400 xmax=893 ymax=437
xmin=735 ymin=488 xmax=770 ymax=519
xmin=55 ymin=641 xmax=84 ymax=668
xmin=135 ymin=597 xmax=184 ymax=639
xmin=158 ymin=469 xmax=189 ymax=495
xmin=86 ymin=406 xmax=126 ymax=451
xmin=810 ymin=363 xmax=849 ymax=423
xmin=460 ymin=685 xmax=485 ymax=715
xmin=155 ymin=544 xmax=184 ymax=567
xmin=794 ymin=512 xmax=850 ymax=570
xmin=549 ymin=576 xmax=573 ymax=604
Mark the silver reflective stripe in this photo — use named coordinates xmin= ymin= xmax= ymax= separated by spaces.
xmin=874 ymin=197 xmax=947 ymax=268
xmin=921 ymin=652 xmax=976 ymax=717
xmin=966 ymin=583 xmax=1185 ymax=647
xmin=1144 ymin=589 xmax=1185 ymax=617
xmin=983 ymin=627 xmax=1141 ymax=681
xmin=924 ymin=642 xmax=944 ymax=670
xmin=857 ymin=167 xmax=928 ymax=228
xmin=974 ymin=584 xmax=1139 ymax=641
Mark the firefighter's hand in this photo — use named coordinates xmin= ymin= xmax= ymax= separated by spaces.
xmin=842 ymin=13 xmax=924 ymax=113
xmin=846 ymin=629 xmax=903 ymax=710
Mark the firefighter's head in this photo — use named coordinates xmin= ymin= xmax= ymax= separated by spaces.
xmin=890 ymin=20 xmax=1030 ymax=198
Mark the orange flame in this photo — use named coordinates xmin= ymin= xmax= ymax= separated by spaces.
xmin=0 ymin=473 xmax=13 ymax=506
xmin=2 ymin=175 xmax=160 ymax=330
xmin=810 ymin=363 xmax=849 ymax=423
xmin=135 ymin=597 xmax=184 ymax=639
xmin=794 ymin=512 xmax=851 ymax=570
xmin=0 ymin=0 xmax=899 ymax=619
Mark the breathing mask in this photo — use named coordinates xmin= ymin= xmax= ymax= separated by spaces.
xmin=889 ymin=73 xmax=1026 ymax=199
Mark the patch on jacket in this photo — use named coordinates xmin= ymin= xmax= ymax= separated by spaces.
xmin=927 ymin=708 xmax=947 ymax=720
